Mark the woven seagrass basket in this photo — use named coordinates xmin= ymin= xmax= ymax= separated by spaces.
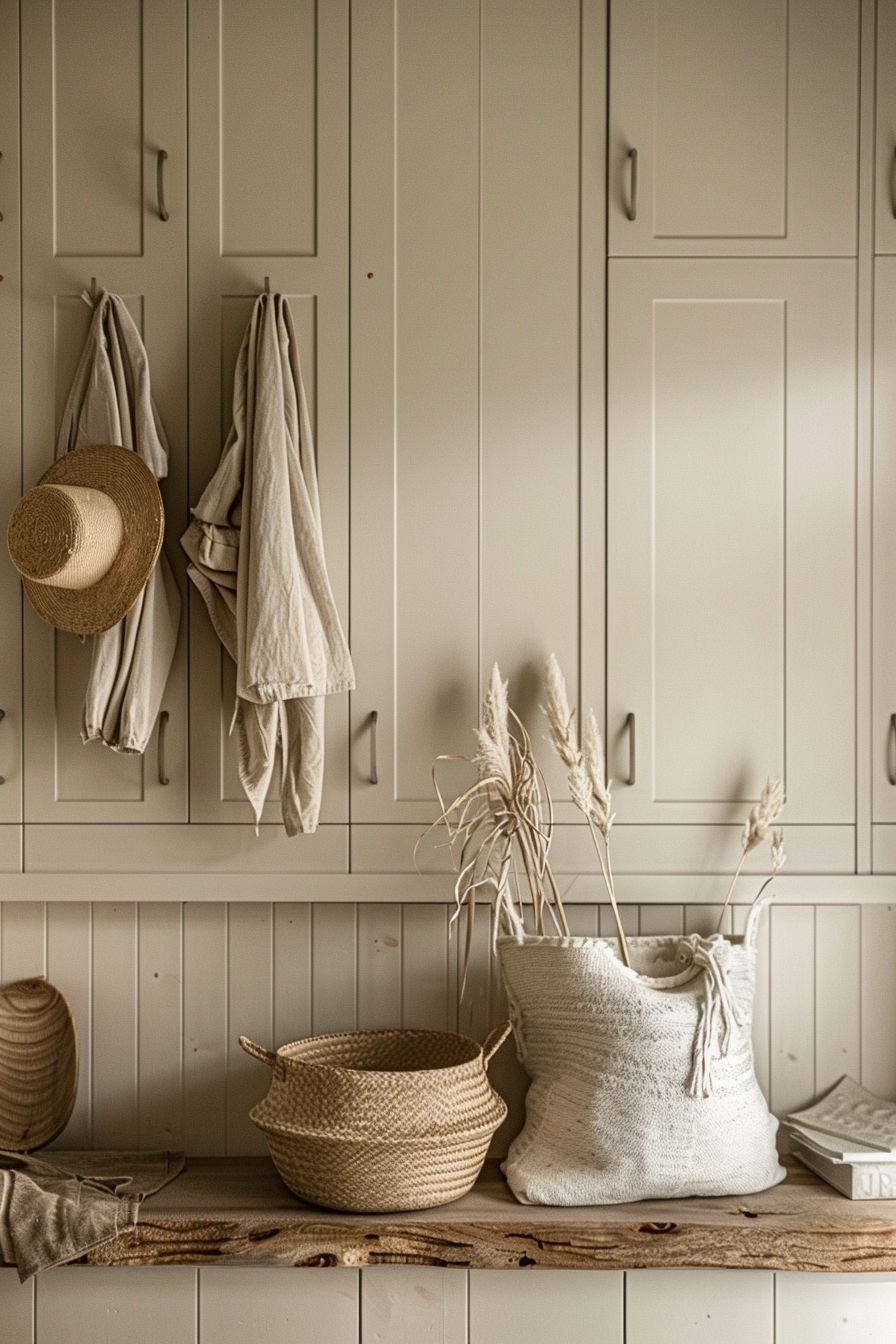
xmin=240 ymin=1023 xmax=510 ymax=1212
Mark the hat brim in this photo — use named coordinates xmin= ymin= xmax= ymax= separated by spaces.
xmin=22 ymin=444 xmax=165 ymax=636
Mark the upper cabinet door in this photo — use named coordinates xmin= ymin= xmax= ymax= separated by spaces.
xmin=609 ymin=0 xmax=860 ymax=257
xmin=607 ymin=259 xmax=856 ymax=827
xmin=873 ymin=259 xmax=896 ymax=827
xmin=0 ymin=0 xmax=22 ymax=827
xmin=349 ymin=0 xmax=604 ymax=827
xmin=876 ymin=0 xmax=896 ymax=253
xmin=187 ymin=0 xmax=351 ymax=828
xmin=20 ymin=0 xmax=188 ymax=823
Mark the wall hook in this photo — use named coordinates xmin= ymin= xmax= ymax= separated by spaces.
xmin=264 ymin=276 xmax=271 ymax=295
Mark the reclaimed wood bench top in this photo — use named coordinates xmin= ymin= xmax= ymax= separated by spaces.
xmin=77 ymin=1158 xmax=896 ymax=1272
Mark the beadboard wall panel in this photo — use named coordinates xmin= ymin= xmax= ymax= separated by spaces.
xmin=0 ymin=900 xmax=890 ymax=1155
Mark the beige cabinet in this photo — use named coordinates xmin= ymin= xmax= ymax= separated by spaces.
xmin=876 ymin=0 xmax=896 ymax=254
xmin=873 ymin=260 xmax=896 ymax=850
xmin=0 ymin=0 xmax=21 ymax=833
xmin=186 ymin=0 xmax=350 ymax=831
xmin=607 ymin=260 xmax=856 ymax=831
xmin=609 ymin=0 xmax=860 ymax=257
xmin=19 ymin=0 xmax=188 ymax=823
xmin=349 ymin=0 xmax=604 ymax=832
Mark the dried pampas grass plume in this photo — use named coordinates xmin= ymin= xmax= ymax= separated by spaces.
xmin=716 ymin=778 xmax=786 ymax=931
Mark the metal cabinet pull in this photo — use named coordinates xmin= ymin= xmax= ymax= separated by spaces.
xmin=888 ymin=713 xmax=896 ymax=786
xmin=891 ymin=147 xmax=896 ymax=220
xmin=369 ymin=710 xmax=379 ymax=785
xmin=0 ymin=708 xmax=6 ymax=785
xmin=156 ymin=149 xmax=169 ymax=222
xmin=625 ymin=147 xmax=639 ymax=222
xmin=625 ymin=711 xmax=636 ymax=786
xmin=157 ymin=710 xmax=170 ymax=786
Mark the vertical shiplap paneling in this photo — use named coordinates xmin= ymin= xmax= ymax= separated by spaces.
xmin=227 ymin=902 xmax=273 ymax=1155
xmin=273 ymin=903 xmax=312 ymax=1045
xmin=0 ymin=901 xmax=45 ymax=983
xmin=357 ymin=903 xmax=402 ymax=1028
xmin=457 ymin=906 xmax=493 ymax=1044
xmin=91 ymin=903 xmax=138 ymax=1149
xmin=0 ymin=1270 xmax=33 ymax=1344
xmin=639 ymin=904 xmax=684 ymax=935
xmin=361 ymin=1268 xmax=467 ymax=1344
xmin=199 ymin=1267 xmax=359 ymax=1344
xmin=770 ymin=906 xmax=816 ymax=1118
xmin=402 ymin=905 xmax=455 ymax=1030
xmin=861 ymin=904 xmax=896 ymax=1098
xmin=685 ymin=904 xmax=729 ymax=936
xmin=776 ymin=1273 xmax=896 ymax=1344
xmin=311 ymin=903 xmax=358 ymax=1033
xmin=46 ymin=902 xmax=92 ymax=1146
xmin=815 ymin=905 xmax=861 ymax=1095
xmin=469 ymin=1270 xmax=623 ymax=1344
xmin=626 ymin=1271 xmax=773 ymax=1344
xmin=36 ymin=1267 xmax=195 ymax=1344
xmin=732 ymin=902 xmax=772 ymax=1101
xmin=183 ymin=902 xmax=228 ymax=1155
xmin=137 ymin=903 xmax=183 ymax=1148
xmin=565 ymin=905 xmax=600 ymax=935
xmin=599 ymin=903 xmax=640 ymax=939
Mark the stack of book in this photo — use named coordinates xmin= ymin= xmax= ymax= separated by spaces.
xmin=783 ymin=1076 xmax=896 ymax=1199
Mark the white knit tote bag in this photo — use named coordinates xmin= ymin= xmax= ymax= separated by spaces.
xmin=498 ymin=898 xmax=785 ymax=1204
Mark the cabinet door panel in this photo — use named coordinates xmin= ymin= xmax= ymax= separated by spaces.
xmin=20 ymin=0 xmax=188 ymax=824
xmin=0 ymin=0 xmax=22 ymax=825
xmin=188 ymin=0 xmax=350 ymax=829
xmin=876 ymin=0 xmax=896 ymax=254
xmin=609 ymin=0 xmax=859 ymax=255
xmin=350 ymin=0 xmax=603 ymax=824
xmin=873 ymin=260 xmax=896 ymax=825
xmin=608 ymin=260 xmax=855 ymax=825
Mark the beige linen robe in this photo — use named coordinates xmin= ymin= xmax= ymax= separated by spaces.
xmin=56 ymin=290 xmax=181 ymax=753
xmin=181 ymin=294 xmax=354 ymax=834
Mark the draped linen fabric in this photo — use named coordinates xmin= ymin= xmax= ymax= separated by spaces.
xmin=181 ymin=293 xmax=354 ymax=835
xmin=498 ymin=899 xmax=784 ymax=1204
xmin=0 ymin=1150 xmax=184 ymax=1280
xmin=56 ymin=290 xmax=181 ymax=753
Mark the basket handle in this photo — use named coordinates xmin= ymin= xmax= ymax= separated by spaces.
xmin=239 ymin=1036 xmax=277 ymax=1068
xmin=481 ymin=1021 xmax=512 ymax=1065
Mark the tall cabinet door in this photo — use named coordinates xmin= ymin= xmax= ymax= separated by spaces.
xmin=349 ymin=0 xmax=604 ymax=837
xmin=0 ymin=0 xmax=22 ymax=846
xmin=607 ymin=260 xmax=855 ymax=834
xmin=872 ymin=259 xmax=896 ymax=855
xmin=876 ymin=0 xmax=896 ymax=255
xmin=187 ymin=0 xmax=350 ymax=846
xmin=20 ymin=0 xmax=188 ymax=823
xmin=609 ymin=0 xmax=859 ymax=257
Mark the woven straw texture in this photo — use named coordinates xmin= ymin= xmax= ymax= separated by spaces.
xmin=242 ymin=1025 xmax=509 ymax=1212
xmin=8 ymin=444 xmax=164 ymax=636
xmin=0 ymin=979 xmax=78 ymax=1152
xmin=499 ymin=901 xmax=785 ymax=1206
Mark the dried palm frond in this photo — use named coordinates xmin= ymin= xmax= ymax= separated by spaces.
xmin=716 ymin=778 xmax=786 ymax=931
xmin=420 ymin=664 xmax=568 ymax=991
xmin=542 ymin=655 xmax=630 ymax=967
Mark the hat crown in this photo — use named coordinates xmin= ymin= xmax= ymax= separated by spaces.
xmin=8 ymin=483 xmax=124 ymax=591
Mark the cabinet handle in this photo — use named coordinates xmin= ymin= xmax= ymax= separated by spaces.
xmin=0 ymin=707 xmax=6 ymax=785
xmin=889 ymin=713 xmax=896 ymax=786
xmin=156 ymin=149 xmax=169 ymax=222
xmin=157 ymin=710 xmax=170 ymax=786
xmin=891 ymin=147 xmax=896 ymax=220
xmin=625 ymin=147 xmax=639 ymax=222
xmin=369 ymin=710 xmax=379 ymax=785
xmin=625 ymin=711 xmax=636 ymax=786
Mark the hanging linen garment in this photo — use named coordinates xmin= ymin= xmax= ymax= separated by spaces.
xmin=56 ymin=290 xmax=181 ymax=753
xmin=181 ymin=294 xmax=354 ymax=835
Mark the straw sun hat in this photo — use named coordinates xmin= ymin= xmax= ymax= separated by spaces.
xmin=7 ymin=444 xmax=164 ymax=636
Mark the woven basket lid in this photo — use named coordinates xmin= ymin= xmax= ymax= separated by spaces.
xmin=0 ymin=978 xmax=78 ymax=1151
xmin=7 ymin=444 xmax=164 ymax=636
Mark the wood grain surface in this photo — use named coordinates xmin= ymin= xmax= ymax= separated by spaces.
xmin=58 ymin=1158 xmax=896 ymax=1273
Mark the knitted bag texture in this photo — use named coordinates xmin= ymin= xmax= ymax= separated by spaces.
xmin=498 ymin=900 xmax=785 ymax=1205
